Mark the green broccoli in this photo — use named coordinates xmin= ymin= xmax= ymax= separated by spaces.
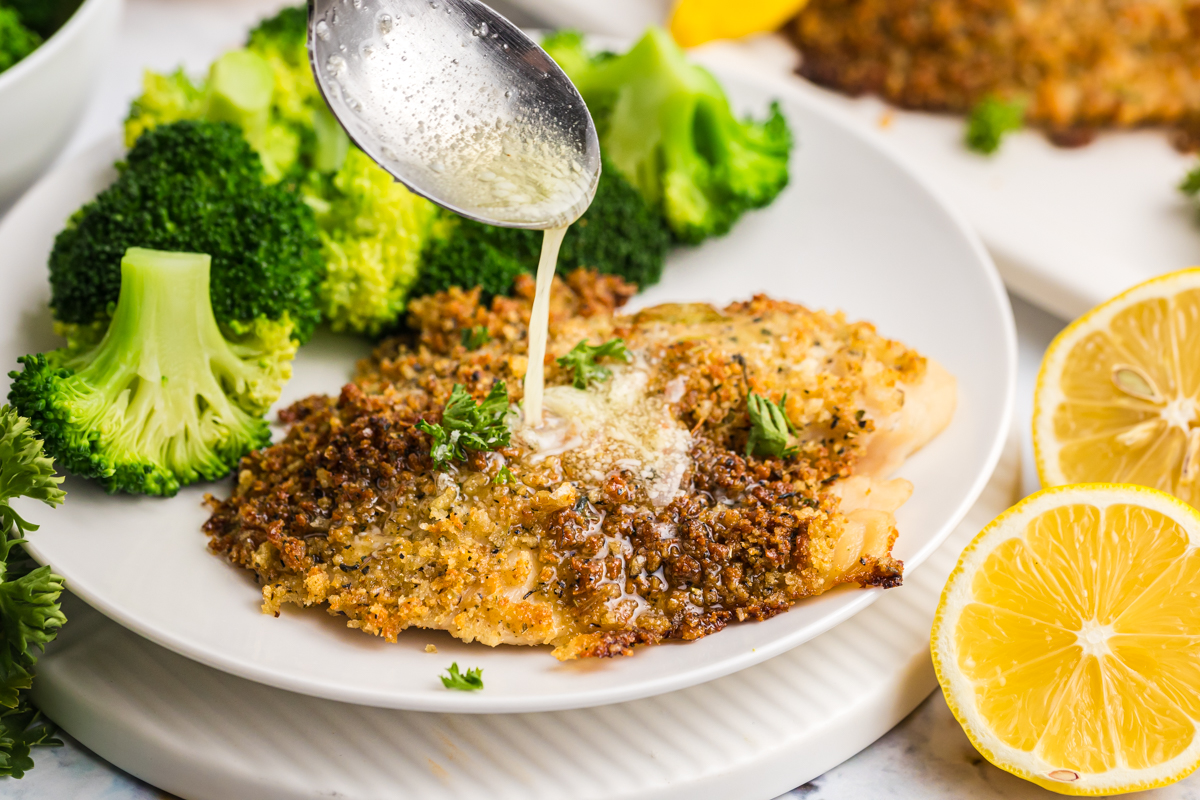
xmin=0 ymin=0 xmax=80 ymax=39
xmin=965 ymin=96 xmax=1026 ymax=155
xmin=126 ymin=48 xmax=301 ymax=182
xmin=0 ymin=6 xmax=41 ymax=74
xmin=48 ymin=120 xmax=324 ymax=345
xmin=124 ymin=5 xmax=437 ymax=336
xmin=125 ymin=5 xmax=336 ymax=182
xmin=414 ymin=160 xmax=671 ymax=299
xmin=124 ymin=68 xmax=206 ymax=145
xmin=10 ymin=248 xmax=293 ymax=496
xmin=542 ymin=28 xmax=792 ymax=244
xmin=314 ymin=148 xmax=439 ymax=335
xmin=0 ymin=406 xmax=66 ymax=779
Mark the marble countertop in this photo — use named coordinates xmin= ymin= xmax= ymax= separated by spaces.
xmin=2 ymin=1 xmax=1196 ymax=797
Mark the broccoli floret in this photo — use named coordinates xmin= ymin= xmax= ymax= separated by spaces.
xmin=49 ymin=120 xmax=324 ymax=344
xmin=542 ymin=27 xmax=792 ymax=244
xmin=965 ymin=96 xmax=1026 ymax=155
xmin=124 ymin=68 xmax=206 ymax=146
xmin=414 ymin=160 xmax=671 ymax=299
xmin=314 ymin=148 xmax=439 ymax=335
xmin=245 ymin=5 xmax=344 ymax=181
xmin=0 ymin=0 xmax=79 ymax=39
xmin=10 ymin=248 xmax=293 ymax=496
xmin=125 ymin=48 xmax=301 ymax=181
xmin=0 ymin=6 xmax=41 ymax=74
xmin=124 ymin=4 xmax=344 ymax=183
xmin=123 ymin=6 xmax=441 ymax=336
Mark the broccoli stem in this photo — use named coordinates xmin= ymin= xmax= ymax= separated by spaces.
xmin=205 ymin=50 xmax=276 ymax=169
xmin=313 ymin=105 xmax=350 ymax=174
xmin=57 ymin=249 xmax=276 ymax=491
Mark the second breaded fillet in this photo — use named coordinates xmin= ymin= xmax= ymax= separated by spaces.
xmin=204 ymin=271 xmax=956 ymax=658
xmin=790 ymin=0 xmax=1200 ymax=147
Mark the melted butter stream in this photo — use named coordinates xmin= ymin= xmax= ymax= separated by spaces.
xmin=522 ymin=225 xmax=568 ymax=427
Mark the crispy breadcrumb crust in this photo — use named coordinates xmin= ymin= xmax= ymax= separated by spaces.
xmin=789 ymin=0 xmax=1200 ymax=149
xmin=205 ymin=270 xmax=921 ymax=658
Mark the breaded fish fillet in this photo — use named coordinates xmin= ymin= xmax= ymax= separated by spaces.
xmin=790 ymin=0 xmax=1200 ymax=148
xmin=204 ymin=271 xmax=956 ymax=658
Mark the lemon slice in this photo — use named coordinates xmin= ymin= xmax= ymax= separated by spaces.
xmin=932 ymin=484 xmax=1200 ymax=795
xmin=1034 ymin=268 xmax=1200 ymax=506
xmin=669 ymin=0 xmax=810 ymax=48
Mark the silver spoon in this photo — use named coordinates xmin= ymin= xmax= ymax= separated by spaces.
xmin=308 ymin=0 xmax=600 ymax=230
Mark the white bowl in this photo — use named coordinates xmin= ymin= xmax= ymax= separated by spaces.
xmin=0 ymin=0 xmax=123 ymax=206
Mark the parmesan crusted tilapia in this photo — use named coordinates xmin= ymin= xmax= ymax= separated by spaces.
xmin=204 ymin=270 xmax=956 ymax=658
xmin=790 ymin=0 xmax=1200 ymax=148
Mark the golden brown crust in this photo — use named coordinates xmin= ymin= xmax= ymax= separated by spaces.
xmin=790 ymin=0 xmax=1200 ymax=148
xmin=205 ymin=270 xmax=921 ymax=658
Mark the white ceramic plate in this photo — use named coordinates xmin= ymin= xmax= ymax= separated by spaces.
xmin=503 ymin=0 xmax=1200 ymax=322
xmin=753 ymin=46 xmax=1200 ymax=323
xmin=3 ymin=58 xmax=1015 ymax=713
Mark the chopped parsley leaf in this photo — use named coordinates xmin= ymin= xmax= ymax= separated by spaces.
xmin=493 ymin=465 xmax=514 ymax=485
xmin=440 ymin=662 xmax=484 ymax=691
xmin=417 ymin=383 xmax=511 ymax=470
xmin=461 ymin=325 xmax=490 ymax=350
xmin=556 ymin=338 xmax=631 ymax=390
xmin=1183 ymin=165 xmax=1200 ymax=198
xmin=746 ymin=391 xmax=797 ymax=459
xmin=965 ymin=96 xmax=1026 ymax=155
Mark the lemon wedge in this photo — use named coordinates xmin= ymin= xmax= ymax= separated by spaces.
xmin=932 ymin=484 xmax=1200 ymax=795
xmin=1035 ymin=268 xmax=1200 ymax=506
xmin=669 ymin=0 xmax=810 ymax=48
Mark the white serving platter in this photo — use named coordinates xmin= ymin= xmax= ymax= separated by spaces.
xmin=503 ymin=0 xmax=1200 ymax=322
xmin=30 ymin=432 xmax=1021 ymax=800
xmin=2 ymin=56 xmax=1015 ymax=714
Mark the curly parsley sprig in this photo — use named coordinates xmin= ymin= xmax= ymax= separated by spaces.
xmin=556 ymin=338 xmax=631 ymax=390
xmin=0 ymin=407 xmax=67 ymax=779
xmin=746 ymin=391 xmax=798 ymax=459
xmin=440 ymin=662 xmax=484 ymax=691
xmin=417 ymin=383 xmax=511 ymax=470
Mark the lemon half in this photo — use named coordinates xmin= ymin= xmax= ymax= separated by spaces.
xmin=1035 ymin=268 xmax=1200 ymax=507
xmin=932 ymin=484 xmax=1200 ymax=795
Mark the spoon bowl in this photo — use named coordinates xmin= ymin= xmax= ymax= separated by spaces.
xmin=308 ymin=0 xmax=600 ymax=229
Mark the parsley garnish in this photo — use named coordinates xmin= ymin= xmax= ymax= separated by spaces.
xmin=417 ymin=383 xmax=511 ymax=470
xmin=556 ymin=338 xmax=631 ymax=389
xmin=461 ymin=325 xmax=490 ymax=350
xmin=493 ymin=465 xmax=514 ymax=485
xmin=965 ymin=96 xmax=1026 ymax=155
xmin=0 ymin=407 xmax=66 ymax=778
xmin=746 ymin=391 xmax=798 ymax=459
xmin=1183 ymin=165 xmax=1200 ymax=198
xmin=440 ymin=662 xmax=484 ymax=691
